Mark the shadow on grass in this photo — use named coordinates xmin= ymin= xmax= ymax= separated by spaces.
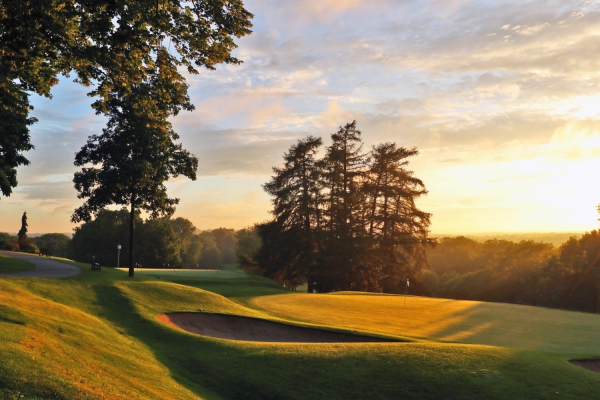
xmin=88 ymin=282 xmax=463 ymax=400
xmin=427 ymin=301 xmax=600 ymax=354
xmin=86 ymin=281 xmax=600 ymax=400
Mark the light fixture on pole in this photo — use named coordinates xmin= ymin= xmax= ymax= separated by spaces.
xmin=117 ymin=244 xmax=122 ymax=268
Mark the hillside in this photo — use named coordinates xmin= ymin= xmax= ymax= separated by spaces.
xmin=0 ymin=254 xmax=599 ymax=399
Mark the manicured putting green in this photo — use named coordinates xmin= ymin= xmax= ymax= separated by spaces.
xmin=253 ymin=292 xmax=600 ymax=354
xmin=0 ymin=254 xmax=36 ymax=273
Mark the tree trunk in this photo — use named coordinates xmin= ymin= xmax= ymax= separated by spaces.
xmin=129 ymin=201 xmax=135 ymax=277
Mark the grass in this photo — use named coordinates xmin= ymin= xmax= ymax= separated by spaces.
xmin=0 ymin=254 xmax=35 ymax=273
xmin=251 ymin=292 xmax=600 ymax=354
xmin=0 ymin=256 xmax=599 ymax=399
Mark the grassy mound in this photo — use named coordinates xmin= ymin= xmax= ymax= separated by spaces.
xmin=0 ymin=257 xmax=599 ymax=399
xmin=0 ymin=254 xmax=35 ymax=273
xmin=252 ymin=292 xmax=600 ymax=354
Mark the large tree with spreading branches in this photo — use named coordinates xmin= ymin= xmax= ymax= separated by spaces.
xmin=1 ymin=0 xmax=253 ymax=275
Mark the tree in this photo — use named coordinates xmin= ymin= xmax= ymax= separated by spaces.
xmin=317 ymin=122 xmax=369 ymax=292
xmin=69 ymin=63 xmax=199 ymax=277
xmin=169 ymin=217 xmax=197 ymax=266
xmin=17 ymin=211 xmax=28 ymax=247
xmin=197 ymin=232 xmax=222 ymax=268
xmin=69 ymin=208 xmax=135 ymax=266
xmin=363 ymin=143 xmax=433 ymax=293
xmin=0 ymin=0 xmax=76 ymax=198
xmin=235 ymin=227 xmax=262 ymax=266
xmin=33 ymin=233 xmax=71 ymax=258
xmin=0 ymin=83 xmax=36 ymax=198
xmin=2 ymin=1 xmax=253 ymax=276
xmin=183 ymin=235 xmax=205 ymax=269
xmin=0 ymin=0 xmax=253 ymax=198
xmin=253 ymin=121 xmax=434 ymax=293
xmin=137 ymin=219 xmax=181 ymax=269
xmin=69 ymin=0 xmax=253 ymax=277
xmin=261 ymin=136 xmax=323 ymax=287
xmin=211 ymin=228 xmax=237 ymax=263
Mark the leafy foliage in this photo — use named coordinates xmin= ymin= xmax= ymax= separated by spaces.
xmin=425 ymin=232 xmax=600 ymax=313
xmin=0 ymin=0 xmax=253 ymax=198
xmin=32 ymin=233 xmax=71 ymax=258
xmin=136 ymin=218 xmax=181 ymax=268
xmin=69 ymin=208 xmax=137 ymax=266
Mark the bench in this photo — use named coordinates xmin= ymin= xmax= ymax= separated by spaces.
xmin=91 ymin=262 xmax=101 ymax=272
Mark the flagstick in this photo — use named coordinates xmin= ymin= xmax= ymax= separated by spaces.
xmin=403 ymin=279 xmax=408 ymax=308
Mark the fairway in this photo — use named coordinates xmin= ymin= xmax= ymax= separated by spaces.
xmin=116 ymin=268 xmax=246 ymax=279
xmin=0 ymin=254 xmax=35 ymax=273
xmin=253 ymin=292 xmax=600 ymax=354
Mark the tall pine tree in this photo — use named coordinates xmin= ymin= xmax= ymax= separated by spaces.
xmin=255 ymin=136 xmax=323 ymax=288
xmin=250 ymin=121 xmax=434 ymax=293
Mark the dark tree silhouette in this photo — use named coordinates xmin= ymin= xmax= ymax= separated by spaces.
xmin=71 ymin=75 xmax=198 ymax=277
xmin=363 ymin=142 xmax=433 ymax=293
xmin=318 ymin=122 xmax=368 ymax=292
xmin=260 ymin=136 xmax=323 ymax=289
xmin=246 ymin=121 xmax=433 ymax=293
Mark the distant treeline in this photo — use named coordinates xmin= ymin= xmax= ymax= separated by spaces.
xmin=67 ymin=208 xmax=242 ymax=268
xmin=0 ymin=232 xmax=70 ymax=256
xmin=424 ymin=233 xmax=600 ymax=313
xmin=435 ymin=232 xmax=580 ymax=246
xmin=0 ymin=209 xmax=246 ymax=269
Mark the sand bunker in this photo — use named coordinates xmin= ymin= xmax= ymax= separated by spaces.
xmin=158 ymin=312 xmax=396 ymax=343
xmin=570 ymin=360 xmax=600 ymax=374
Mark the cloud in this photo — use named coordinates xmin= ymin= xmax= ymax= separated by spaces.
xmin=6 ymin=0 xmax=600 ymax=234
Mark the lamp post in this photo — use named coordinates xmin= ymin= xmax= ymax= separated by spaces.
xmin=117 ymin=244 xmax=122 ymax=268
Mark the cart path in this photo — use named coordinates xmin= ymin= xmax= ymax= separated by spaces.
xmin=0 ymin=251 xmax=82 ymax=278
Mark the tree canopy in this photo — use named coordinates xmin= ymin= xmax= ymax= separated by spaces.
xmin=33 ymin=233 xmax=71 ymax=257
xmin=1 ymin=1 xmax=253 ymax=277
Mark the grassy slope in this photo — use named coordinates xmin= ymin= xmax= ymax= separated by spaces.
xmin=0 ymin=255 xmax=35 ymax=273
xmin=0 ymin=261 xmax=599 ymax=399
xmin=251 ymin=292 xmax=600 ymax=354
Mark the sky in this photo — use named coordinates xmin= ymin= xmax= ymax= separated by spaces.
xmin=2 ymin=0 xmax=600 ymax=235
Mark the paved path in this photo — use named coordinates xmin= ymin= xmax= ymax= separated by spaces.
xmin=0 ymin=251 xmax=82 ymax=278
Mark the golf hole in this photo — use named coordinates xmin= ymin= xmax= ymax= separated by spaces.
xmin=158 ymin=312 xmax=397 ymax=343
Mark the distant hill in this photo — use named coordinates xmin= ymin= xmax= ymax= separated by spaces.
xmin=430 ymin=232 xmax=583 ymax=246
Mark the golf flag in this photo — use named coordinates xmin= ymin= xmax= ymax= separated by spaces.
xmin=403 ymin=277 xmax=409 ymax=308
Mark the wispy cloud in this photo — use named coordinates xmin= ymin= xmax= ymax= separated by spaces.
xmin=5 ymin=0 xmax=600 ymax=233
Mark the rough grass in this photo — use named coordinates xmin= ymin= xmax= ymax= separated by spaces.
xmin=0 ymin=254 xmax=35 ymax=273
xmin=0 ymin=258 xmax=599 ymax=399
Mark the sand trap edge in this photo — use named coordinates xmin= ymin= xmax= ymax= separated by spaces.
xmin=570 ymin=359 xmax=600 ymax=374
xmin=158 ymin=312 xmax=400 ymax=343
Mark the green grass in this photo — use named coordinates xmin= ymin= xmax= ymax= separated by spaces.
xmin=0 ymin=254 xmax=35 ymax=273
xmin=251 ymin=292 xmax=600 ymax=354
xmin=0 ymin=255 xmax=599 ymax=399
